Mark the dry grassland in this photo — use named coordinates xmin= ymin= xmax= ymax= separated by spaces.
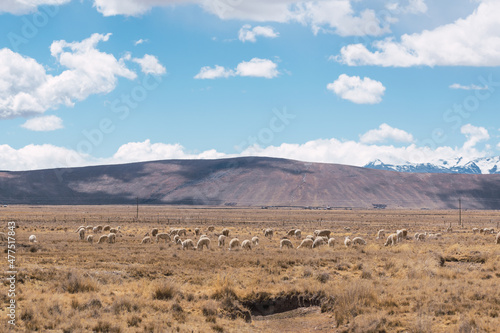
xmin=1 ymin=205 xmax=499 ymax=332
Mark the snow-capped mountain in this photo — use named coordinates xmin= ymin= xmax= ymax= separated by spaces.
xmin=364 ymin=156 xmax=500 ymax=174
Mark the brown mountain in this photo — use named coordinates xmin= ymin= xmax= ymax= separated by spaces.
xmin=1 ymin=156 xmax=500 ymax=209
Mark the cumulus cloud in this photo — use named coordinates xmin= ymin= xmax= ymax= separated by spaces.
xmin=336 ymin=1 xmax=500 ymax=67
xmin=194 ymin=65 xmax=235 ymax=79
xmin=386 ymin=0 xmax=427 ymax=15
xmin=359 ymin=123 xmax=414 ymax=144
xmin=0 ymin=143 xmax=91 ymax=171
xmin=92 ymin=0 xmax=390 ymax=36
xmin=235 ymin=58 xmax=279 ymax=78
xmin=238 ymin=24 xmax=279 ymax=42
xmin=327 ymin=74 xmax=385 ymax=104
xmin=111 ymin=139 xmax=227 ymax=164
xmin=195 ymin=58 xmax=279 ymax=79
xmin=0 ymin=123 xmax=492 ymax=171
xmin=0 ymin=33 xmax=137 ymax=119
xmin=21 ymin=115 xmax=63 ymax=131
xmin=132 ymin=54 xmax=166 ymax=75
xmin=0 ymin=0 xmax=69 ymax=15
xmin=450 ymin=83 xmax=488 ymax=90
xmin=461 ymin=124 xmax=489 ymax=151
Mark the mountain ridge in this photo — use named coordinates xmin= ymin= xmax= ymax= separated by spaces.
xmin=1 ymin=156 xmax=500 ymax=209
xmin=364 ymin=156 xmax=500 ymax=174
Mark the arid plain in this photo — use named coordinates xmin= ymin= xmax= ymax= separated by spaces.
xmin=1 ymin=205 xmax=499 ymax=332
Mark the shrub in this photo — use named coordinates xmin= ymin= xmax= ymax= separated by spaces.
xmin=152 ymin=280 xmax=179 ymax=301
xmin=62 ymin=271 xmax=98 ymax=294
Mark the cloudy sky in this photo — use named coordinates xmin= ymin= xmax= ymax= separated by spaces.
xmin=1 ymin=0 xmax=500 ymax=171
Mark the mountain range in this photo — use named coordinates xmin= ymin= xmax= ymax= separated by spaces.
xmin=1 ymin=156 xmax=500 ymax=209
xmin=364 ymin=156 xmax=500 ymax=174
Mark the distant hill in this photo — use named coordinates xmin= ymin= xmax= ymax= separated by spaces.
xmin=1 ymin=156 xmax=500 ymax=209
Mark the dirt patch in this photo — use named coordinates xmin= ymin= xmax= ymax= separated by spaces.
xmin=242 ymin=291 xmax=329 ymax=317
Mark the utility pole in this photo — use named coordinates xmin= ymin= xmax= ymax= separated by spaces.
xmin=136 ymin=197 xmax=139 ymax=220
xmin=459 ymin=198 xmax=462 ymax=227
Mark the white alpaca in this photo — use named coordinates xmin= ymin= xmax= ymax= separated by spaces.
xmin=328 ymin=237 xmax=335 ymax=247
xmin=141 ymin=236 xmax=152 ymax=244
xmin=297 ymin=238 xmax=313 ymax=249
xmin=496 ymin=232 xmax=500 ymax=244
xmin=78 ymin=228 xmax=85 ymax=240
xmin=207 ymin=226 xmax=215 ymax=232
xmin=384 ymin=233 xmax=398 ymax=246
xmin=229 ymin=238 xmax=240 ymax=250
xmin=396 ymin=230 xmax=404 ymax=242
xmin=314 ymin=230 xmax=331 ymax=238
xmin=86 ymin=225 xmax=93 ymax=231
xmin=294 ymin=229 xmax=302 ymax=239
xmin=344 ymin=236 xmax=352 ymax=247
xmin=87 ymin=235 xmax=94 ymax=244
xmin=151 ymin=228 xmax=159 ymax=237
xmin=29 ymin=235 xmax=37 ymax=243
xmin=352 ymin=237 xmax=366 ymax=245
xmin=174 ymin=235 xmax=181 ymax=244
xmin=241 ymin=240 xmax=252 ymax=250
xmin=156 ymin=233 xmax=171 ymax=243
xmin=222 ymin=228 xmax=230 ymax=237
xmin=312 ymin=237 xmax=325 ymax=248
xmin=197 ymin=237 xmax=210 ymax=250
xmin=472 ymin=228 xmax=479 ymax=234
xmin=178 ymin=228 xmax=187 ymax=237
xmin=108 ymin=233 xmax=116 ymax=244
xmin=280 ymin=239 xmax=293 ymax=249
xmin=98 ymin=235 xmax=109 ymax=244
xmin=194 ymin=228 xmax=201 ymax=236
xmin=182 ymin=239 xmax=195 ymax=250
xmin=286 ymin=229 xmax=296 ymax=237
xmin=264 ymin=228 xmax=273 ymax=238
xmin=75 ymin=226 xmax=85 ymax=233
xmin=103 ymin=225 xmax=111 ymax=232
xmin=252 ymin=236 xmax=259 ymax=246
xmin=218 ymin=235 xmax=226 ymax=247
xmin=376 ymin=229 xmax=385 ymax=239
xmin=109 ymin=228 xmax=119 ymax=234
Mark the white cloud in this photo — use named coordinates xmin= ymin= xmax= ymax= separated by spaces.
xmin=327 ymin=74 xmax=385 ymax=104
xmin=134 ymin=38 xmax=148 ymax=46
xmin=0 ymin=0 xmax=69 ymax=14
xmin=0 ymin=123 xmax=493 ymax=171
xmin=0 ymin=144 xmax=91 ymax=171
xmin=92 ymin=0 xmax=390 ymax=36
xmin=111 ymin=139 xmax=226 ymax=164
xmin=450 ymin=83 xmax=488 ymax=90
xmin=21 ymin=115 xmax=63 ymax=131
xmin=0 ymin=33 xmax=137 ymax=119
xmin=461 ymin=124 xmax=489 ymax=151
xmin=292 ymin=1 xmax=390 ymax=36
xmin=235 ymin=58 xmax=279 ymax=78
xmin=337 ymin=1 xmax=500 ymax=67
xmin=386 ymin=0 xmax=427 ymax=15
xmin=132 ymin=54 xmax=166 ymax=75
xmin=194 ymin=65 xmax=235 ymax=79
xmin=238 ymin=24 xmax=279 ymax=42
xmin=195 ymin=58 xmax=279 ymax=79
xmin=359 ymin=123 xmax=414 ymax=144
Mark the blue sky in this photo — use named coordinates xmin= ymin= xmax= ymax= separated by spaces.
xmin=0 ymin=0 xmax=500 ymax=171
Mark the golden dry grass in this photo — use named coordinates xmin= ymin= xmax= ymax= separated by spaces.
xmin=0 ymin=205 xmax=499 ymax=332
